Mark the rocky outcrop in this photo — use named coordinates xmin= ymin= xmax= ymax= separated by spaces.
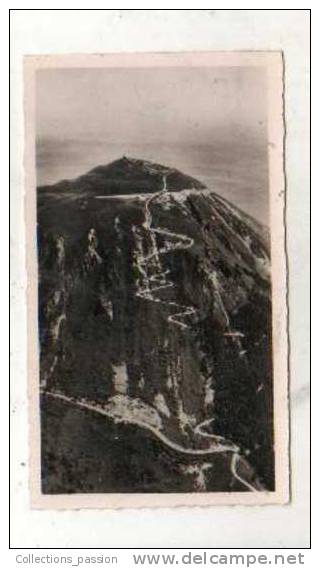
xmin=38 ymin=157 xmax=274 ymax=493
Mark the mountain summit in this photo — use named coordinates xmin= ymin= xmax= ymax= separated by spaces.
xmin=38 ymin=156 xmax=206 ymax=197
xmin=38 ymin=157 xmax=274 ymax=494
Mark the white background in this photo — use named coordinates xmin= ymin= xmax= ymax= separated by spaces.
xmin=7 ymin=4 xmax=311 ymax=554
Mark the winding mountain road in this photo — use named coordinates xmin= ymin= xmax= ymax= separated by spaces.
xmin=134 ymin=175 xmax=197 ymax=330
xmin=43 ymin=389 xmax=260 ymax=492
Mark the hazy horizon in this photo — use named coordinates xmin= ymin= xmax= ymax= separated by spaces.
xmin=36 ymin=66 xmax=270 ymax=224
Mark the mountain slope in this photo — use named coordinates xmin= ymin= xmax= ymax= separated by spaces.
xmin=38 ymin=157 xmax=274 ymax=493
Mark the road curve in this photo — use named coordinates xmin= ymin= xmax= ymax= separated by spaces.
xmin=43 ymin=390 xmax=260 ymax=492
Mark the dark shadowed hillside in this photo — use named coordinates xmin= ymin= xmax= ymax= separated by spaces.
xmin=38 ymin=157 xmax=274 ymax=494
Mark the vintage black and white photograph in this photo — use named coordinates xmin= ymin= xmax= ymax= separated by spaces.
xmin=25 ymin=52 xmax=288 ymax=506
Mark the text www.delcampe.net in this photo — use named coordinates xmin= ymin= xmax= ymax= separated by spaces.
xmin=15 ymin=552 xmax=306 ymax=567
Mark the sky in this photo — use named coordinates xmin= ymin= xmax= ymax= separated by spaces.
xmin=36 ymin=66 xmax=269 ymax=224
